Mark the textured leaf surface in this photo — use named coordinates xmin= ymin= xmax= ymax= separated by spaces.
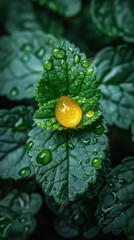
xmin=0 ymin=106 xmax=33 ymax=180
xmin=0 ymin=31 xmax=58 ymax=100
xmin=27 ymin=120 xmax=108 ymax=204
xmin=36 ymin=0 xmax=82 ymax=17
xmin=93 ymin=45 xmax=134 ymax=129
xmin=96 ymin=157 xmax=134 ymax=234
xmin=90 ymin=0 xmax=134 ymax=42
xmin=34 ymin=40 xmax=101 ymax=130
xmin=0 ymin=190 xmax=42 ymax=239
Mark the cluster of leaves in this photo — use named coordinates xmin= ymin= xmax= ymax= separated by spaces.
xmin=0 ymin=0 xmax=134 ymax=239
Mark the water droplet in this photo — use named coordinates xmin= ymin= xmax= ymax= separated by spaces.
xmin=14 ymin=117 xmax=27 ymax=131
xmin=25 ymin=225 xmax=30 ymax=232
xmin=85 ymin=159 xmax=90 ymax=164
xmin=92 ymin=158 xmax=102 ymax=168
xmin=83 ymin=173 xmax=89 ymax=180
xmin=19 ymin=217 xmax=26 ymax=223
xmin=53 ymin=124 xmax=58 ymax=130
xmin=95 ymin=124 xmax=104 ymax=135
xmin=70 ymin=74 xmax=75 ymax=80
xmin=108 ymin=182 xmax=113 ymax=188
xmin=36 ymin=149 xmax=51 ymax=165
xmin=37 ymin=122 xmax=42 ymax=127
xmin=60 ymin=59 xmax=67 ymax=69
xmin=93 ymin=137 xmax=98 ymax=144
xmin=79 ymin=160 xmax=82 ymax=165
xmin=62 ymin=143 xmax=66 ymax=148
xmin=18 ymin=167 xmax=31 ymax=178
xmin=86 ymin=67 xmax=94 ymax=75
xmin=68 ymin=142 xmax=75 ymax=150
xmin=113 ymin=175 xmax=117 ymax=179
xmin=73 ymin=213 xmax=85 ymax=226
xmin=74 ymin=80 xmax=79 ymax=86
xmin=73 ymin=54 xmax=80 ymax=64
xmin=10 ymin=87 xmax=19 ymax=97
xmin=81 ymin=59 xmax=90 ymax=68
xmin=43 ymin=59 xmax=53 ymax=71
xmin=86 ymin=111 xmax=94 ymax=118
xmin=27 ymin=141 xmax=34 ymax=151
xmin=20 ymin=54 xmax=30 ymax=62
xmin=0 ymin=216 xmax=12 ymax=234
xmin=79 ymin=72 xmax=85 ymax=79
xmin=55 ymin=96 xmax=82 ymax=128
xmin=58 ymin=160 xmax=62 ymax=164
xmin=45 ymin=120 xmax=51 ymax=126
xmin=82 ymin=139 xmax=90 ymax=145
xmin=36 ymin=47 xmax=45 ymax=58
xmin=21 ymin=43 xmax=32 ymax=52
xmin=93 ymin=151 xmax=98 ymax=155
xmin=52 ymin=48 xmax=66 ymax=59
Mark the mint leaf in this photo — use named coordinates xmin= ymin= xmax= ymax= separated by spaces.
xmin=0 ymin=106 xmax=34 ymax=180
xmin=27 ymin=120 xmax=108 ymax=204
xmin=36 ymin=0 xmax=82 ymax=17
xmin=5 ymin=0 xmax=41 ymax=33
xmin=96 ymin=156 xmax=134 ymax=234
xmin=0 ymin=190 xmax=42 ymax=239
xmin=93 ymin=45 xmax=134 ymax=129
xmin=0 ymin=31 xmax=58 ymax=100
xmin=90 ymin=0 xmax=134 ymax=42
xmin=34 ymin=40 xmax=101 ymax=130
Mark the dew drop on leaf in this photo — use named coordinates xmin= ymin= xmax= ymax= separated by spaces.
xmin=24 ymin=225 xmax=30 ymax=232
xmin=95 ymin=124 xmax=105 ymax=135
xmin=68 ymin=142 xmax=75 ymax=150
xmin=55 ymin=96 xmax=82 ymax=128
xmin=86 ymin=67 xmax=94 ymax=75
xmin=18 ymin=167 xmax=31 ymax=178
xmin=82 ymin=139 xmax=90 ymax=145
xmin=93 ymin=151 xmax=98 ymax=155
xmin=79 ymin=72 xmax=85 ymax=79
xmin=92 ymin=158 xmax=102 ymax=168
xmin=21 ymin=43 xmax=33 ymax=52
xmin=52 ymin=48 xmax=66 ymax=59
xmin=35 ymin=47 xmax=45 ymax=58
xmin=60 ymin=59 xmax=67 ymax=69
xmin=73 ymin=54 xmax=80 ymax=64
xmin=45 ymin=120 xmax=52 ymax=126
xmin=93 ymin=137 xmax=98 ymax=144
xmin=74 ymin=80 xmax=79 ymax=86
xmin=20 ymin=54 xmax=30 ymax=62
xmin=81 ymin=59 xmax=90 ymax=68
xmin=86 ymin=111 xmax=94 ymax=118
xmin=83 ymin=173 xmax=89 ymax=180
xmin=43 ymin=59 xmax=53 ymax=71
xmin=27 ymin=141 xmax=34 ymax=151
xmin=36 ymin=149 xmax=51 ymax=165
xmin=61 ymin=143 xmax=66 ymax=148
xmin=14 ymin=117 xmax=27 ymax=131
xmin=37 ymin=122 xmax=42 ymax=127
xmin=10 ymin=87 xmax=19 ymax=97
xmin=108 ymin=182 xmax=114 ymax=188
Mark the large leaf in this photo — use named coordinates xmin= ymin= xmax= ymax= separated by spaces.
xmin=0 ymin=190 xmax=42 ymax=239
xmin=0 ymin=31 xmax=58 ymax=100
xmin=27 ymin=120 xmax=108 ymax=204
xmin=0 ymin=106 xmax=34 ymax=180
xmin=34 ymin=40 xmax=101 ymax=130
xmin=90 ymin=0 xmax=134 ymax=42
xmin=35 ymin=0 xmax=82 ymax=17
xmin=92 ymin=44 xmax=134 ymax=129
xmin=96 ymin=156 xmax=134 ymax=234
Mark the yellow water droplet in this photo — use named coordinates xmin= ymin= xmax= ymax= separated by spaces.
xmin=86 ymin=111 xmax=94 ymax=118
xmin=55 ymin=96 xmax=82 ymax=128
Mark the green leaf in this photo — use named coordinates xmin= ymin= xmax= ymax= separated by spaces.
xmin=5 ymin=0 xmax=41 ymax=33
xmin=0 ymin=190 xmax=42 ymax=239
xmin=35 ymin=0 xmax=82 ymax=17
xmin=0 ymin=106 xmax=34 ymax=180
xmin=27 ymin=120 xmax=108 ymax=204
xmin=46 ymin=196 xmax=99 ymax=238
xmin=34 ymin=40 xmax=101 ymax=130
xmin=96 ymin=156 xmax=134 ymax=235
xmin=90 ymin=0 xmax=134 ymax=42
xmin=0 ymin=31 xmax=58 ymax=100
xmin=92 ymin=44 xmax=134 ymax=129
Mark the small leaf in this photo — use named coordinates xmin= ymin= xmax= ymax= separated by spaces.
xmin=96 ymin=156 xmax=134 ymax=234
xmin=90 ymin=0 xmax=134 ymax=42
xmin=0 ymin=31 xmax=58 ymax=100
xmin=27 ymin=120 xmax=108 ymax=204
xmin=34 ymin=40 xmax=101 ymax=130
xmin=93 ymin=45 xmax=134 ymax=129
xmin=0 ymin=190 xmax=42 ymax=239
xmin=35 ymin=0 xmax=82 ymax=17
xmin=0 ymin=106 xmax=33 ymax=180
